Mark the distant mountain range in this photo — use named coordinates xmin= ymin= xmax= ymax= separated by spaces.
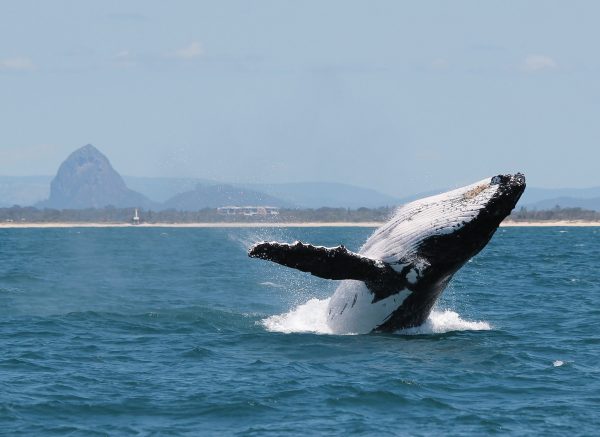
xmin=125 ymin=179 xmax=403 ymax=208
xmin=516 ymin=187 xmax=600 ymax=211
xmin=0 ymin=175 xmax=51 ymax=207
xmin=3 ymin=145 xmax=600 ymax=210
xmin=240 ymin=182 xmax=401 ymax=209
xmin=2 ymin=144 xmax=407 ymax=210
xmin=162 ymin=184 xmax=292 ymax=210
xmin=522 ymin=195 xmax=600 ymax=211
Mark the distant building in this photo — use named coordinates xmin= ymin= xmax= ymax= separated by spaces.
xmin=132 ymin=208 xmax=140 ymax=225
xmin=217 ymin=206 xmax=279 ymax=216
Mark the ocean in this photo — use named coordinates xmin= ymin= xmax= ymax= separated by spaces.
xmin=1 ymin=227 xmax=599 ymax=435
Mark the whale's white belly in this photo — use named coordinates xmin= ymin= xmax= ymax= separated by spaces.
xmin=326 ymin=280 xmax=412 ymax=334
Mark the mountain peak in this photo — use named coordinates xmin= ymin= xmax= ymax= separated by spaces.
xmin=81 ymin=143 xmax=98 ymax=151
xmin=78 ymin=143 xmax=101 ymax=153
xmin=67 ymin=143 xmax=108 ymax=164
xmin=42 ymin=145 xmax=153 ymax=209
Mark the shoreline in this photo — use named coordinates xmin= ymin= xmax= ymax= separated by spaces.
xmin=500 ymin=221 xmax=600 ymax=227
xmin=1 ymin=220 xmax=600 ymax=228
xmin=0 ymin=222 xmax=384 ymax=229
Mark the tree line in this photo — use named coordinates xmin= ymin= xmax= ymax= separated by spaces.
xmin=0 ymin=205 xmax=394 ymax=223
xmin=507 ymin=206 xmax=600 ymax=222
xmin=2 ymin=205 xmax=599 ymax=224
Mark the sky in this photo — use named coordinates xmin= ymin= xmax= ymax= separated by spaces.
xmin=1 ymin=1 xmax=599 ymax=197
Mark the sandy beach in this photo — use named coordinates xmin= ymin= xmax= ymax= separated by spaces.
xmin=500 ymin=220 xmax=600 ymax=227
xmin=0 ymin=222 xmax=384 ymax=229
xmin=1 ymin=220 xmax=600 ymax=228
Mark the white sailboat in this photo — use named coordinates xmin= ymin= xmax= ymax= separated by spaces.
xmin=132 ymin=208 xmax=140 ymax=225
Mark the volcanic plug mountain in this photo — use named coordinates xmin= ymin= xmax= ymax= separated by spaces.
xmin=42 ymin=144 xmax=153 ymax=209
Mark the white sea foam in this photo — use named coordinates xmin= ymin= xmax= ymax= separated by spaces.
xmin=260 ymin=281 xmax=285 ymax=288
xmin=261 ymin=299 xmax=490 ymax=335
xmin=398 ymin=309 xmax=491 ymax=335
xmin=261 ymin=298 xmax=335 ymax=334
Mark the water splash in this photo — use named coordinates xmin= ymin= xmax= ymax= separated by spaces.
xmin=398 ymin=309 xmax=491 ymax=335
xmin=229 ymin=228 xmax=292 ymax=252
xmin=261 ymin=299 xmax=490 ymax=335
xmin=261 ymin=298 xmax=334 ymax=334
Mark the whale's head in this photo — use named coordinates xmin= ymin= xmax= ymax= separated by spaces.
xmin=361 ymin=173 xmax=526 ymax=280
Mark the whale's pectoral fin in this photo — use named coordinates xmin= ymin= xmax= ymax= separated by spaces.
xmin=248 ymin=241 xmax=406 ymax=290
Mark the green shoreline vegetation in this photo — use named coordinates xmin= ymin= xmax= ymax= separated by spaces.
xmin=0 ymin=206 xmax=392 ymax=224
xmin=1 ymin=205 xmax=600 ymax=224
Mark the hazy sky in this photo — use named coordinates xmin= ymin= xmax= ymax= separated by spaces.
xmin=1 ymin=1 xmax=599 ymax=197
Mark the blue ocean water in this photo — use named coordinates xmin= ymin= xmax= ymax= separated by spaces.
xmin=1 ymin=226 xmax=599 ymax=435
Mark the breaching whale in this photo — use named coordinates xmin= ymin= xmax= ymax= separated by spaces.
xmin=249 ymin=173 xmax=526 ymax=334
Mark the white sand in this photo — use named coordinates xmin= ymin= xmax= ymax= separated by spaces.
xmin=500 ymin=220 xmax=600 ymax=227
xmin=1 ymin=220 xmax=600 ymax=228
xmin=0 ymin=222 xmax=384 ymax=229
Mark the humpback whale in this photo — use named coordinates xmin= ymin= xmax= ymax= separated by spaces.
xmin=250 ymin=173 xmax=526 ymax=334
